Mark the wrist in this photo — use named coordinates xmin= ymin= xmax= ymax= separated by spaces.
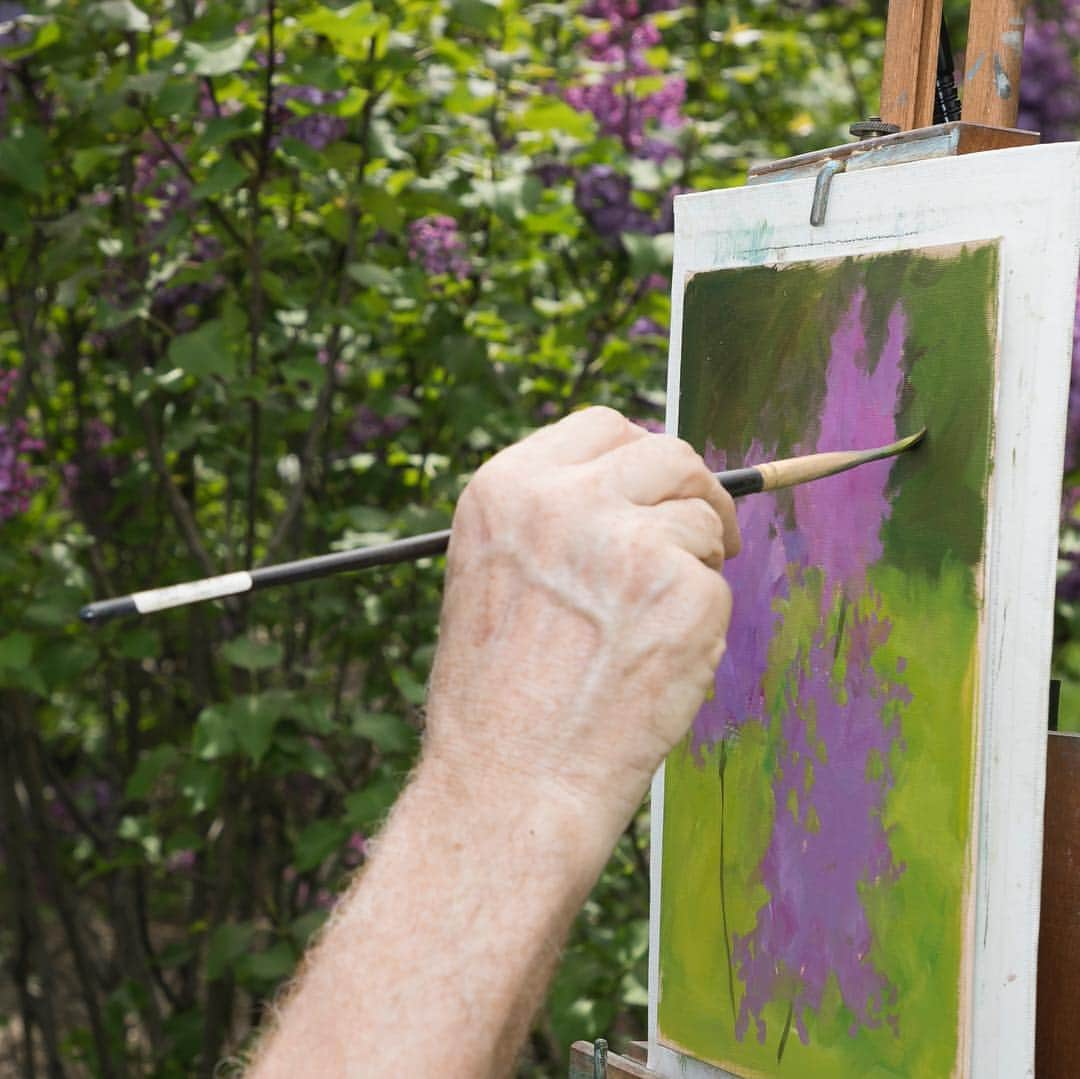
xmin=414 ymin=741 xmax=623 ymax=894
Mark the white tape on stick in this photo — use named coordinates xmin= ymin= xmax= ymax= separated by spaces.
xmin=132 ymin=572 xmax=254 ymax=614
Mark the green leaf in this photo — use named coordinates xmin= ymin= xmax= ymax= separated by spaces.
xmin=231 ymin=695 xmax=287 ymax=765
xmin=185 ymin=34 xmax=256 ymax=77
xmin=290 ymin=910 xmax=329 ymax=948
xmin=193 ymin=704 xmax=236 ymax=760
xmin=451 ymin=0 xmax=501 ymax=31
xmin=38 ymin=639 xmax=97 ymax=689
xmin=0 ymin=127 xmax=47 ymax=195
xmin=178 ymin=760 xmax=223 ymax=814
xmin=298 ymin=3 xmax=387 ymax=57
xmin=621 ymin=231 xmax=674 ymax=276
xmin=93 ymin=0 xmax=150 ymax=32
xmin=238 ymin=940 xmax=296 ymax=985
xmin=343 ymin=773 xmax=402 ymax=831
xmin=126 ymin=745 xmax=180 ymax=800
xmin=221 ymin=636 xmax=283 ymax=672
xmin=346 ymin=263 xmax=401 ymax=294
xmin=2 ymin=18 xmax=60 ymax=60
xmin=156 ymin=80 xmax=199 ymax=119
xmin=516 ymin=98 xmax=595 ymax=139
xmin=191 ymin=156 xmax=248 ymax=200
xmin=0 ymin=632 xmax=33 ymax=669
xmin=352 ymin=711 xmax=417 ymax=754
xmin=206 ymin=922 xmax=254 ymax=981
xmin=168 ymin=320 xmax=235 ymax=380
xmin=293 ymin=819 xmax=347 ymax=873
xmin=117 ymin=627 xmax=159 ymax=661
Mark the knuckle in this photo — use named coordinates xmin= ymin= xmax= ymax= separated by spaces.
xmin=670 ymin=436 xmax=703 ymax=466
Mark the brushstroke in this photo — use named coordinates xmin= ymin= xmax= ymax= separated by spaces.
xmin=794 ymin=290 xmax=906 ymax=597
xmin=694 ymin=440 xmax=792 ymax=754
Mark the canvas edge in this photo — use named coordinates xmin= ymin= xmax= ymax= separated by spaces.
xmin=969 ymin=147 xmax=1080 ymax=1078
xmin=647 ymin=194 xmax=740 ymax=1079
xmin=646 ymin=141 xmax=1080 ymax=1079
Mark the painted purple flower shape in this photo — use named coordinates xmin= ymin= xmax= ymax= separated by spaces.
xmin=408 ymin=215 xmax=471 ymax=279
xmin=692 ymin=441 xmax=793 ymax=753
xmin=734 ymin=604 xmax=909 ymax=1049
xmin=794 ymin=288 xmax=906 ymax=596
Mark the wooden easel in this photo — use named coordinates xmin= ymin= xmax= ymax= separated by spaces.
xmin=570 ymin=2 xmax=1080 ymax=1075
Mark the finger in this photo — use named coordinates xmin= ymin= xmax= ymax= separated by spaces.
xmin=597 ymin=435 xmax=742 ymax=558
xmin=512 ymin=406 xmax=648 ymax=466
xmin=645 ymin=499 xmax=728 ymax=570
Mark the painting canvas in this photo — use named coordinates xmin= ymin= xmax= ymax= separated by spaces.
xmin=656 ymin=243 xmax=999 ymax=1077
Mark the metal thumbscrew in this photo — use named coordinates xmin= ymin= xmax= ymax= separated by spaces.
xmin=593 ymin=1037 xmax=608 ymax=1079
xmin=849 ymin=116 xmax=901 ymax=140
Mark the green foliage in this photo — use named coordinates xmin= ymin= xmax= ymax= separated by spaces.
xmin=0 ymin=0 xmax=899 ymax=1074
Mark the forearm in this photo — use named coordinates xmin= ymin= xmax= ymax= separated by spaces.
xmin=249 ymin=750 xmax=616 ymax=1078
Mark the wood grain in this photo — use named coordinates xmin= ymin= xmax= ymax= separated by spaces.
xmin=880 ymin=0 xmax=944 ymax=130
xmin=1036 ymin=732 xmax=1080 ymax=1079
xmin=961 ymin=0 xmax=1027 ymax=128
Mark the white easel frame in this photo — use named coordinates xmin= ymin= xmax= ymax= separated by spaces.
xmin=648 ymin=142 xmax=1080 ymax=1079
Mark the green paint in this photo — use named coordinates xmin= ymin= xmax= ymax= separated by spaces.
xmin=659 ymin=243 xmax=998 ymax=1076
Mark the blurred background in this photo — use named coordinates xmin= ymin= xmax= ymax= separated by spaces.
xmin=0 ymin=0 xmax=1076 ymax=1074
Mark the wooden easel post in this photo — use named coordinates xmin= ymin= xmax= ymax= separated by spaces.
xmin=880 ymin=0 xmax=1027 ymax=133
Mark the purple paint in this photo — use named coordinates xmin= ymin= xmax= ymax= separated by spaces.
xmin=693 ymin=441 xmax=792 ymax=752
xmin=794 ymin=289 xmax=906 ymax=595
xmin=734 ymin=605 xmax=910 ymax=1045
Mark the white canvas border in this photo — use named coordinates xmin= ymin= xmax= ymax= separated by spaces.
xmin=648 ymin=142 xmax=1080 ymax=1079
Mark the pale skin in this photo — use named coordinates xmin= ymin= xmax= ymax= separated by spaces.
xmin=248 ymin=407 xmax=741 ymax=1078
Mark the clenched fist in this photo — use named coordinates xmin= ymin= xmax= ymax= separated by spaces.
xmin=426 ymin=406 xmax=740 ymax=834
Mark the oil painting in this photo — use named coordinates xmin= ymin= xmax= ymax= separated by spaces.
xmin=656 ymin=243 xmax=999 ymax=1077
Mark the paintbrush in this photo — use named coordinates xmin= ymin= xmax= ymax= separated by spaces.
xmin=79 ymin=428 xmax=925 ymax=625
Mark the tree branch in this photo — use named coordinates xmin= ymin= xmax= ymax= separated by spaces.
xmin=140 ymin=401 xmax=216 ymax=577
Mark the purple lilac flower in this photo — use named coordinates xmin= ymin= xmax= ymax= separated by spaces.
xmin=630 ymin=416 xmax=664 ymax=433
xmin=573 ymin=165 xmax=655 ymax=239
xmin=628 ymin=316 xmax=664 ymax=338
xmin=0 ymin=3 xmax=29 ymax=49
xmin=693 ymin=442 xmax=793 ymax=753
xmin=407 ymin=215 xmax=471 ymax=279
xmin=0 ymin=368 xmax=43 ymax=523
xmin=532 ymin=161 xmax=573 ymax=188
xmin=346 ymin=405 xmax=409 ymax=449
xmin=734 ymin=606 xmax=909 ymax=1046
xmin=166 ymin=849 xmax=197 ymax=873
xmin=793 ymin=289 xmax=906 ymax=597
xmin=273 ymin=84 xmax=348 ymax=149
xmin=567 ymin=0 xmax=685 ymax=159
xmin=1018 ymin=2 xmax=1080 ymax=142
xmin=342 ymin=831 xmax=368 ymax=868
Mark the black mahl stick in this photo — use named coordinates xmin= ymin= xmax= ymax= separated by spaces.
xmin=80 ymin=429 xmax=925 ymax=625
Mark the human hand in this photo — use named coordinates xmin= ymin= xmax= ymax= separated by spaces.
xmin=424 ymin=407 xmax=740 ymax=839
